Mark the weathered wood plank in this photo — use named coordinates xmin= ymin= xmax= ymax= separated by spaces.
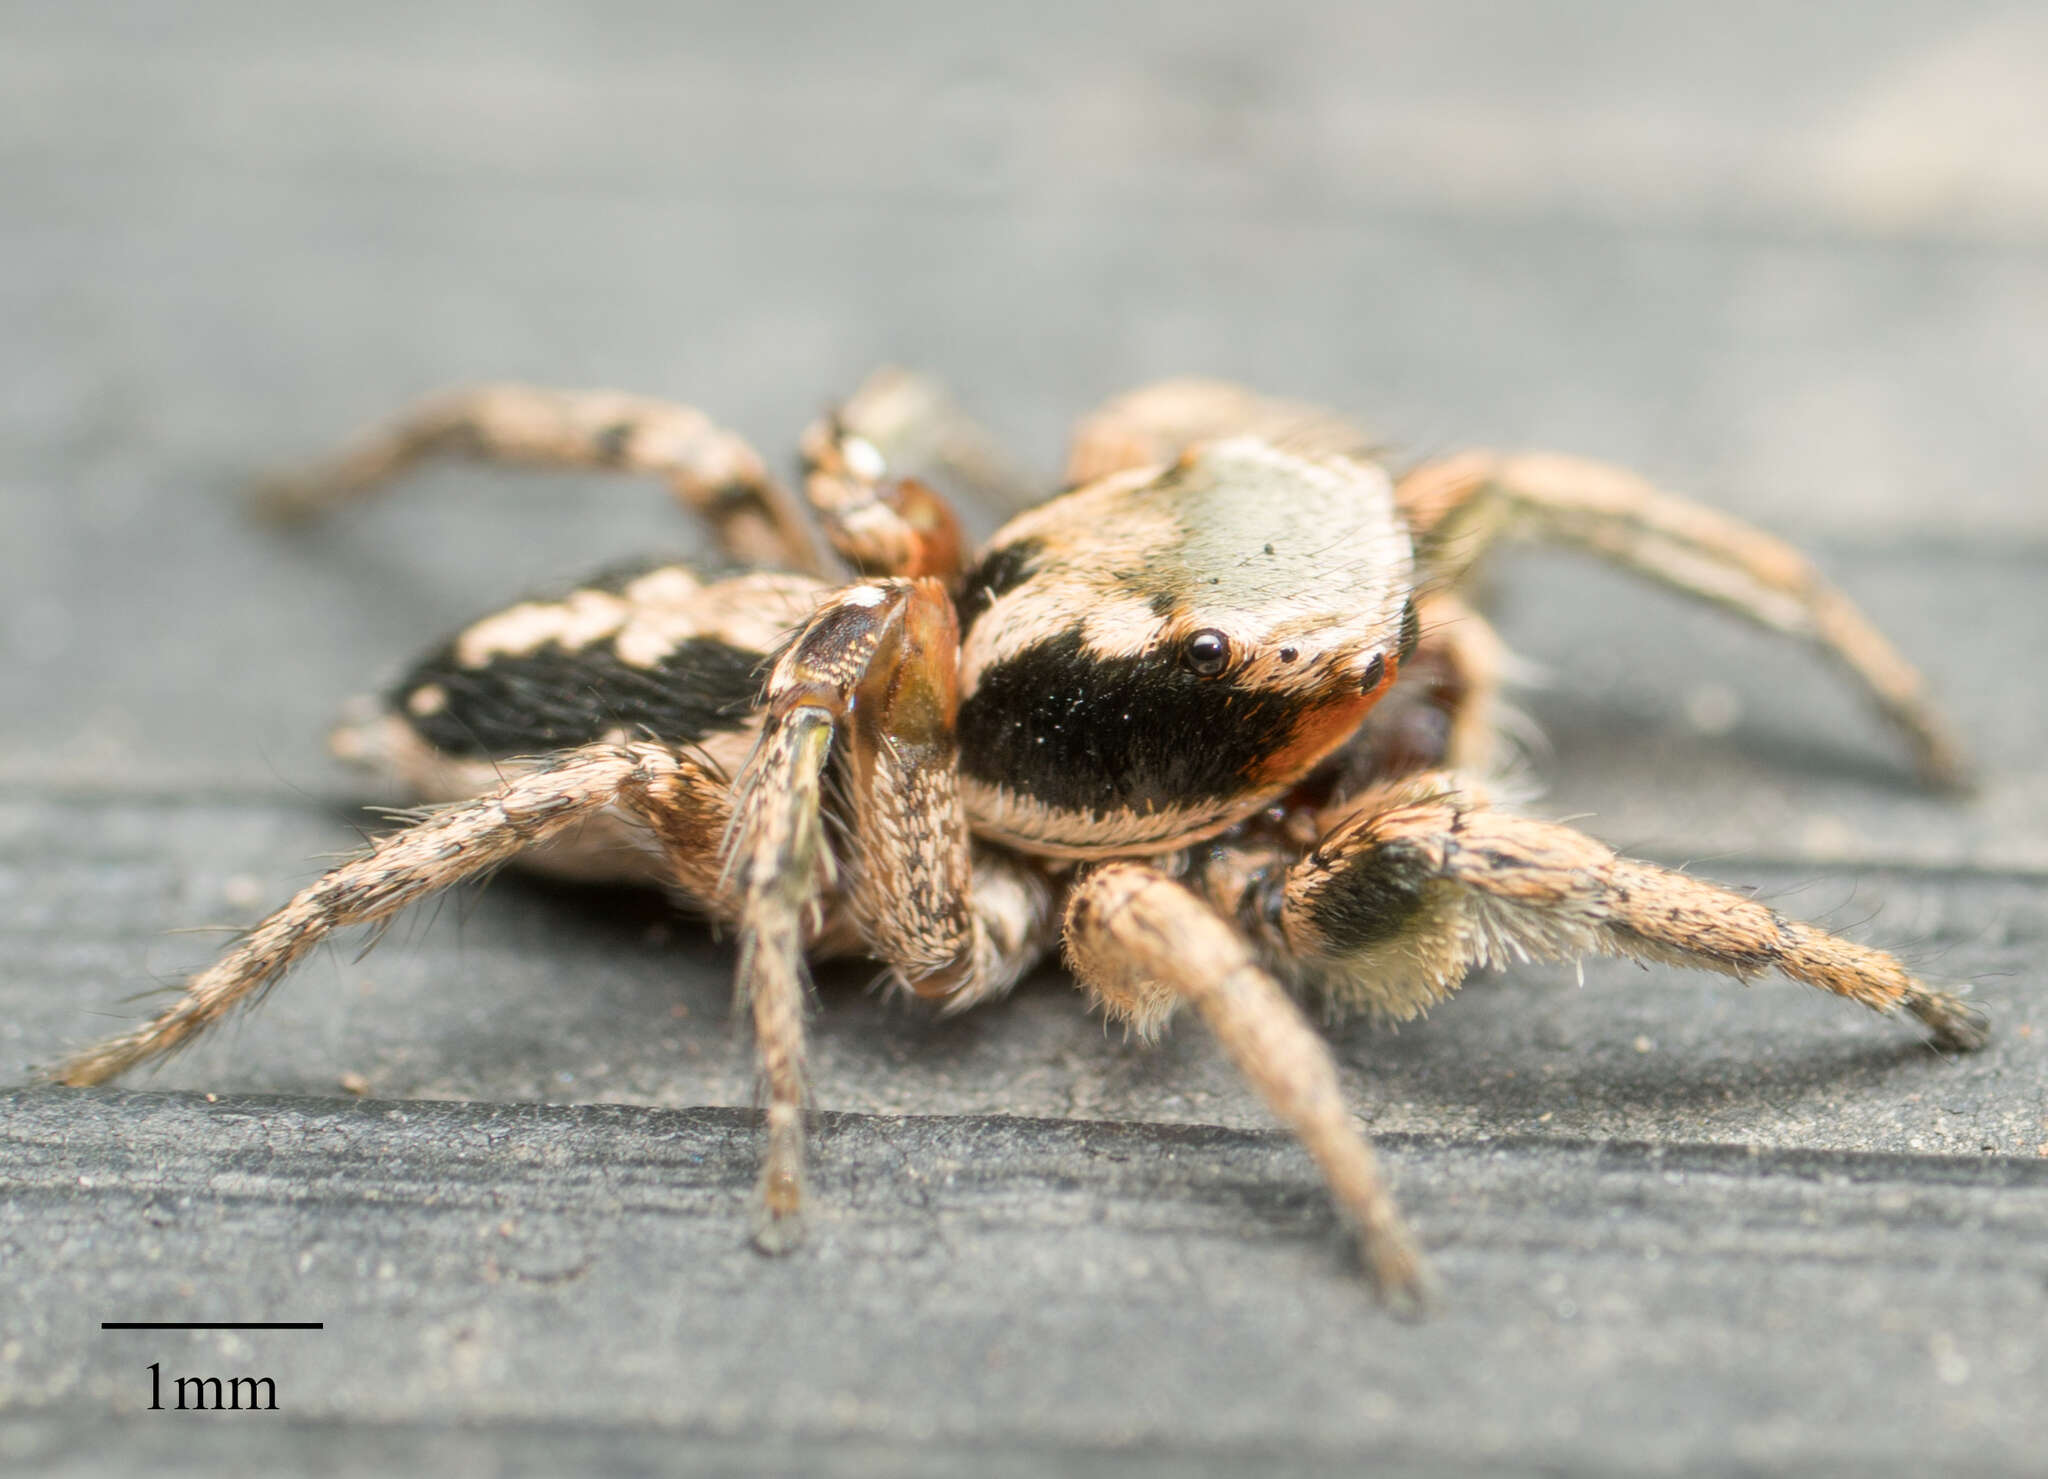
xmin=5 ymin=1092 xmax=2047 ymax=1475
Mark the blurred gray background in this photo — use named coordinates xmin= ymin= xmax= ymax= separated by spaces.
xmin=3 ymin=3 xmax=2045 ymax=1475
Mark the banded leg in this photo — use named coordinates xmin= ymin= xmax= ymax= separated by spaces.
xmin=1396 ymin=451 xmax=1971 ymax=791
xmin=726 ymin=578 xmax=1047 ymax=1246
xmin=48 ymin=743 xmax=732 ymax=1088
xmin=1063 ymin=862 xmax=1431 ymax=1310
xmin=1065 ymin=379 xmax=1376 ymax=488
xmin=253 ymin=384 xmax=829 ymax=574
xmin=726 ymin=704 xmax=834 ymax=1252
xmin=1267 ymin=772 xmax=1989 ymax=1052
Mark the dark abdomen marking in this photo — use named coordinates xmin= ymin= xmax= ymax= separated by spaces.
xmin=397 ymin=634 xmax=766 ymax=758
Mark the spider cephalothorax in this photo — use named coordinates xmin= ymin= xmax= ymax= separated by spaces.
xmin=50 ymin=368 xmax=1986 ymax=1311
xmin=955 ymin=437 xmax=1414 ymax=856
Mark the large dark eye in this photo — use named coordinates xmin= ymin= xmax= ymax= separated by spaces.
xmin=1181 ymin=628 xmax=1232 ymax=678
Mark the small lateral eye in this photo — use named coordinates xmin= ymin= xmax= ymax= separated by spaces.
xmin=1182 ymin=628 xmax=1232 ymax=678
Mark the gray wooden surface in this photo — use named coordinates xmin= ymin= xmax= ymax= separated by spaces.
xmin=3 ymin=2 xmax=2045 ymax=1474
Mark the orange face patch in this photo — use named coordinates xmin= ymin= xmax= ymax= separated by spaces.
xmin=1248 ymin=655 xmax=1398 ymax=793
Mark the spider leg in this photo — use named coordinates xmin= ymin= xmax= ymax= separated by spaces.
xmin=1064 ymin=379 xmax=1376 ymax=487
xmin=1396 ymin=450 xmax=1971 ymax=792
xmin=726 ymin=578 xmax=1055 ymax=1248
xmin=252 ymin=384 xmax=828 ymax=574
xmin=332 ymin=563 xmax=832 ymax=887
xmin=1062 ymin=861 xmax=1431 ymax=1311
xmin=46 ymin=743 xmax=733 ymax=1088
xmin=1250 ymin=771 xmax=1988 ymax=1053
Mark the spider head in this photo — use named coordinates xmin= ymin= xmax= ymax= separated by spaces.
xmin=954 ymin=438 xmax=1415 ymax=857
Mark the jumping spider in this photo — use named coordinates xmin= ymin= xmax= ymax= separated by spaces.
xmin=50 ymin=369 xmax=1987 ymax=1310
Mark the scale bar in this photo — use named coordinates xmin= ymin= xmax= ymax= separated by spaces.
xmin=101 ymin=1322 xmax=324 ymax=1331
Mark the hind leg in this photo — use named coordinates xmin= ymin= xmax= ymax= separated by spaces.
xmin=48 ymin=742 xmax=733 ymax=1087
xmin=254 ymin=384 xmax=828 ymax=574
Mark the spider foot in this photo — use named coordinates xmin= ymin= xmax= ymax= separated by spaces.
xmin=749 ymin=1104 xmax=809 ymax=1255
xmin=1357 ymin=1220 xmax=1437 ymax=1320
xmin=1904 ymin=987 xmax=1991 ymax=1054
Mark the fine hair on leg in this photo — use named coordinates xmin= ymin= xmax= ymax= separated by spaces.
xmin=1276 ymin=771 xmax=1989 ymax=1052
xmin=49 ymin=743 xmax=731 ymax=1088
xmin=1062 ymin=861 xmax=1433 ymax=1312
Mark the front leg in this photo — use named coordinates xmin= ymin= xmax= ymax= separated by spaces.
xmin=726 ymin=579 xmax=1054 ymax=1248
xmin=1250 ymin=772 xmax=1988 ymax=1052
xmin=1061 ymin=862 xmax=1431 ymax=1311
